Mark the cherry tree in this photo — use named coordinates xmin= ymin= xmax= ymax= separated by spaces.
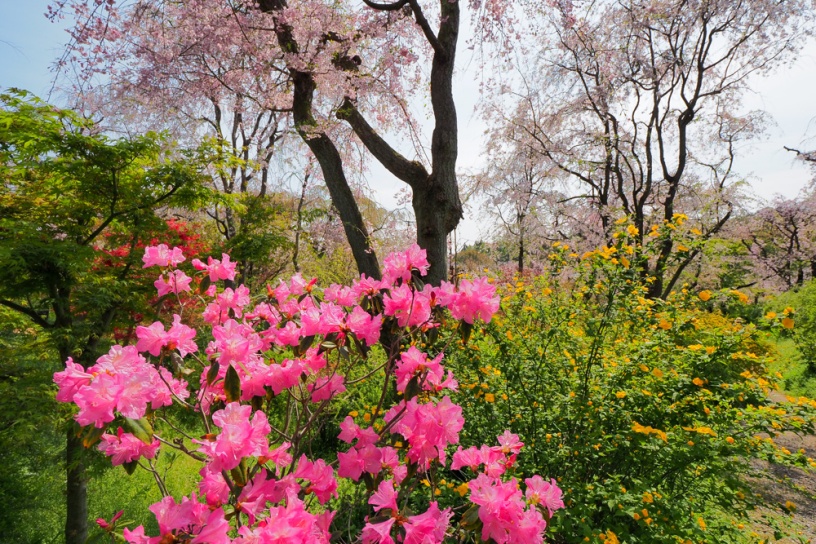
xmin=736 ymin=189 xmax=816 ymax=290
xmin=479 ymin=0 xmax=814 ymax=297
xmin=49 ymin=0 xmax=499 ymax=284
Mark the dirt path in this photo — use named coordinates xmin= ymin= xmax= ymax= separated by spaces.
xmin=749 ymin=391 xmax=816 ymax=542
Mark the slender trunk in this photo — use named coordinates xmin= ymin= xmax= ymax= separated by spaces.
xmin=58 ymin=340 xmax=88 ymax=544
xmin=65 ymin=426 xmax=88 ymax=544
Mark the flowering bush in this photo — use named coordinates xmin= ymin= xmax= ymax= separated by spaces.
xmin=450 ymin=224 xmax=816 ymax=543
xmin=54 ymin=244 xmax=562 ymax=543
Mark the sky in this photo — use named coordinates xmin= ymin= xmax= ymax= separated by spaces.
xmin=2 ymin=0 xmax=815 ymax=244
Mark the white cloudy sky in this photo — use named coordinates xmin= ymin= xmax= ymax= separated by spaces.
xmin=2 ymin=0 xmax=814 ymax=243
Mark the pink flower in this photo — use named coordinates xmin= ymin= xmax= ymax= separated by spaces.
xmin=382 ymin=244 xmax=429 ymax=284
xmin=294 ymin=455 xmax=338 ymax=504
xmin=369 ymin=479 xmax=398 ymax=512
xmin=215 ymin=285 xmax=251 ymax=317
xmin=123 ymin=526 xmax=158 ymax=544
xmin=308 ymin=373 xmax=346 ymax=403
xmin=73 ymin=373 xmax=121 ymax=427
xmin=525 ymin=476 xmax=564 ymax=516
xmin=403 ymin=502 xmax=451 ymax=544
xmin=191 ymin=253 xmax=236 ymax=282
xmin=394 ymin=346 xmax=456 ymax=393
xmin=154 ymin=269 xmax=192 ymax=297
xmin=166 ymin=314 xmax=198 ymax=357
xmin=135 ymin=321 xmax=167 ymax=357
xmin=383 ymin=284 xmax=431 ymax=327
xmin=98 ymin=428 xmax=160 ymax=466
xmin=361 ymin=518 xmax=396 ymax=544
xmin=53 ymin=358 xmax=92 ymax=402
xmin=198 ymin=469 xmax=230 ymax=507
xmin=447 ymin=277 xmax=500 ymax=324
xmin=142 ymin=244 xmax=185 ymax=268
xmin=385 ymin=397 xmax=463 ymax=470
xmin=196 ymin=403 xmax=270 ymax=472
xmin=346 ymin=306 xmax=382 ymax=345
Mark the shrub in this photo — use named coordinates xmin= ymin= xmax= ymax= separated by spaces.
xmin=449 ymin=240 xmax=816 ymax=543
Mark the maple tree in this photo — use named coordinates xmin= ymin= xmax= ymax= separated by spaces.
xmin=0 ymin=90 xmax=207 ymax=544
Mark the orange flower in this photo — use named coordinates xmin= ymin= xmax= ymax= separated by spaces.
xmin=781 ymin=318 xmax=794 ymax=329
xmin=698 ymin=290 xmax=712 ymax=301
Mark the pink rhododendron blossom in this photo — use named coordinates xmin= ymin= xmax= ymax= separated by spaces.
xmin=135 ymin=321 xmax=167 ymax=356
xmin=382 ymin=243 xmax=430 ymax=284
xmin=308 ymin=373 xmax=346 ymax=403
xmin=383 ymin=284 xmax=431 ymax=327
xmin=294 ymin=455 xmax=338 ymax=504
xmin=98 ymin=428 xmax=160 ymax=466
xmin=53 ymin=357 xmax=92 ymax=402
xmin=346 ymin=305 xmax=382 ymax=345
xmin=385 ymin=396 xmax=463 ymax=469
xmin=196 ymin=403 xmax=270 ymax=472
xmin=54 ymin=245 xmax=559 ymax=544
xmin=525 ymin=475 xmax=565 ymax=515
xmin=403 ymin=501 xmax=451 ymax=544
xmin=165 ymin=314 xmax=198 ymax=357
xmin=154 ymin=269 xmax=192 ymax=297
xmin=191 ymin=253 xmax=236 ymax=282
xmin=468 ymin=473 xmax=547 ymax=544
xmin=448 ymin=277 xmax=500 ymax=324
xmin=142 ymin=244 xmax=185 ymax=268
xmin=361 ymin=518 xmax=396 ymax=544
xmin=369 ymin=479 xmax=398 ymax=512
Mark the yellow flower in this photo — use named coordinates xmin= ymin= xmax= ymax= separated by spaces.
xmin=643 ymin=492 xmax=654 ymax=504
xmin=348 ymin=410 xmax=359 ymax=417
xmin=455 ymin=482 xmax=469 ymax=497
xmin=363 ymin=413 xmax=371 ymax=422
xmin=765 ymin=311 xmax=777 ymax=319
xmin=783 ymin=306 xmax=795 ymax=315
xmin=658 ymin=319 xmax=672 ymax=330
xmin=698 ymin=517 xmax=706 ymax=531
xmin=652 ymin=368 xmax=664 ymax=378
xmin=692 ymin=377 xmax=704 ymax=387
xmin=484 ymin=393 xmax=495 ymax=403
xmin=698 ymin=290 xmax=712 ymax=301
xmin=615 ymin=391 xmax=627 ymax=399
xmin=781 ymin=318 xmax=794 ymax=329
xmin=730 ymin=290 xmax=749 ymax=304
xmin=627 ymin=224 xmax=639 ymax=237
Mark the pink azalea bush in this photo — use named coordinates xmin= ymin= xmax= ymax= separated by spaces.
xmin=55 ymin=244 xmax=562 ymax=543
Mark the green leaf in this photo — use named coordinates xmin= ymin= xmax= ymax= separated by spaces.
xmin=224 ymin=364 xmax=241 ymax=403
xmin=206 ymin=361 xmax=220 ymax=385
xmin=125 ymin=417 xmax=154 ymax=445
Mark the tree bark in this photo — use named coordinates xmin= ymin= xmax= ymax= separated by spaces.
xmin=65 ymin=426 xmax=88 ymax=544
xmin=259 ymin=0 xmax=382 ymax=280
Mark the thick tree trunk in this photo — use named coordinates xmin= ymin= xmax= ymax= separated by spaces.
xmin=261 ymin=0 xmax=381 ymax=280
xmin=418 ymin=0 xmax=462 ymax=285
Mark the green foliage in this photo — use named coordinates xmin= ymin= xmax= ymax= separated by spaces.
xmin=0 ymin=309 xmax=64 ymax=543
xmin=771 ymin=280 xmax=816 ymax=373
xmin=448 ymin=242 xmax=816 ymax=543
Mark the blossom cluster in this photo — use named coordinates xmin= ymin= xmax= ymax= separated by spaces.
xmin=55 ymin=244 xmax=562 ymax=543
